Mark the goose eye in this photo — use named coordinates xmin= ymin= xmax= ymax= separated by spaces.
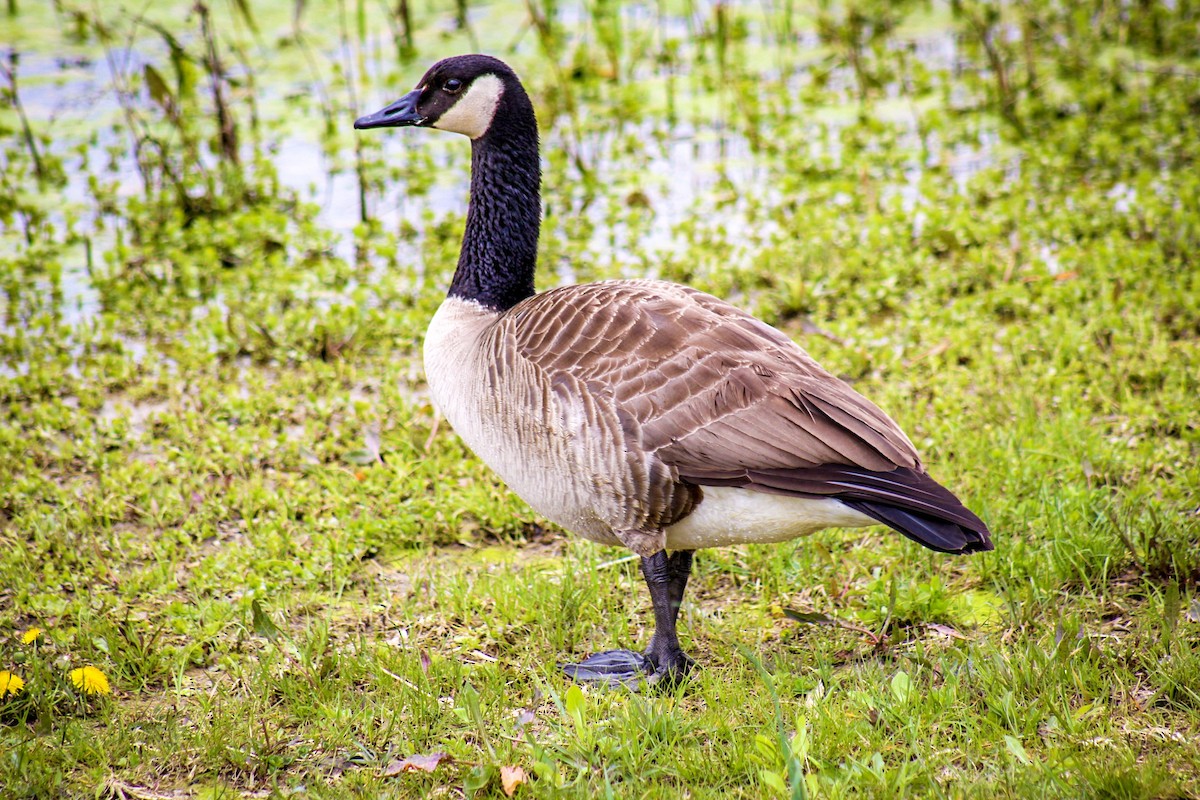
xmin=444 ymin=79 xmax=464 ymax=94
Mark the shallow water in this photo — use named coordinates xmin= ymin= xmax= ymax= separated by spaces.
xmin=0 ymin=0 xmax=1016 ymax=363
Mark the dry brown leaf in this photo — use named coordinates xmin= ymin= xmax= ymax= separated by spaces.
xmin=926 ymin=623 xmax=968 ymax=640
xmin=501 ymin=765 xmax=527 ymax=796
xmin=382 ymin=752 xmax=452 ymax=776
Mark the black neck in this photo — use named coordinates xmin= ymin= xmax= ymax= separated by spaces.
xmin=448 ymin=89 xmax=541 ymax=312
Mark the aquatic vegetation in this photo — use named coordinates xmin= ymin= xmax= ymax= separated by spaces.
xmin=1 ymin=0 xmax=1198 ymax=797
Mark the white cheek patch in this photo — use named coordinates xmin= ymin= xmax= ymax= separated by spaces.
xmin=432 ymin=74 xmax=504 ymax=139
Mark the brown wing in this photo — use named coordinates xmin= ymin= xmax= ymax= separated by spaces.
xmin=504 ymin=279 xmax=922 ymax=477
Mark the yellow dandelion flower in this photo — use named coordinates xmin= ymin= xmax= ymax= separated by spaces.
xmin=69 ymin=665 xmax=111 ymax=696
xmin=20 ymin=627 xmax=42 ymax=644
xmin=0 ymin=671 xmax=24 ymax=698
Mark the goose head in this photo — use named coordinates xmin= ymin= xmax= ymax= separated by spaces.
xmin=354 ymin=54 xmax=520 ymax=140
xmin=353 ymin=54 xmax=541 ymax=310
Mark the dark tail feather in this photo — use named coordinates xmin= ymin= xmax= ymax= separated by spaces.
xmin=680 ymin=464 xmax=994 ymax=555
xmin=839 ymin=499 xmax=992 ymax=554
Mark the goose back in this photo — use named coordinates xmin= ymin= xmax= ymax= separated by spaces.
xmin=505 ymin=280 xmax=921 ymax=474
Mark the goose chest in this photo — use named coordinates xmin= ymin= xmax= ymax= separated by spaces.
xmin=423 ymin=296 xmax=625 ymax=548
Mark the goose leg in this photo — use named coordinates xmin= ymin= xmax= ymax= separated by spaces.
xmin=642 ymin=549 xmax=697 ymax=683
xmin=562 ymin=549 xmax=697 ymax=688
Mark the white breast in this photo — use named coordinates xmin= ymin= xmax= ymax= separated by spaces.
xmin=423 ymin=297 xmax=622 ymax=546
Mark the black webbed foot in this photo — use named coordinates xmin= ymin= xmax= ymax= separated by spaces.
xmin=561 ymin=646 xmax=697 ymax=690
xmin=562 ymin=550 xmax=699 ymax=691
xmin=559 ymin=652 xmax=696 ymax=690
xmin=561 ymin=649 xmax=649 ymax=688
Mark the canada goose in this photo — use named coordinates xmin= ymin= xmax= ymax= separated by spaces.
xmin=355 ymin=54 xmax=993 ymax=687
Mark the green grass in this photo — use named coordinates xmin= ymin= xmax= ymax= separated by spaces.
xmin=2 ymin=0 xmax=1199 ymax=797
